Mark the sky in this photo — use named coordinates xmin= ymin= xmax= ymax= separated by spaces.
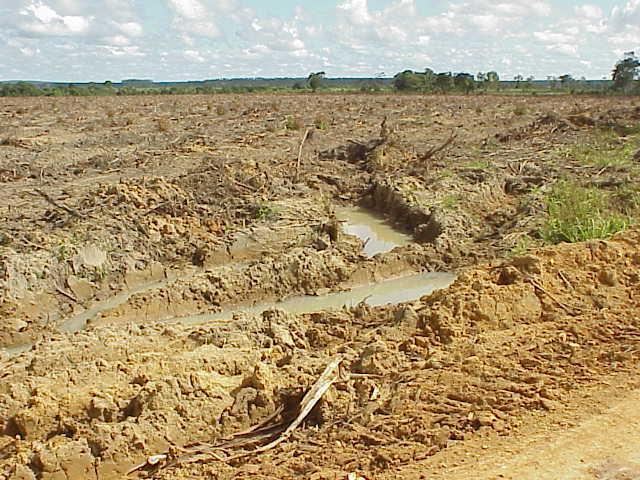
xmin=0 ymin=0 xmax=638 ymax=82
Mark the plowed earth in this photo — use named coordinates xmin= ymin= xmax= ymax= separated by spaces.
xmin=1 ymin=94 xmax=639 ymax=479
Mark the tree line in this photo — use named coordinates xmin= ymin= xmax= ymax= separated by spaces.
xmin=1 ymin=52 xmax=638 ymax=97
xmin=391 ymin=52 xmax=639 ymax=94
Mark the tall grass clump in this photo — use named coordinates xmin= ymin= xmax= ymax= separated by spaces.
xmin=541 ymin=181 xmax=629 ymax=243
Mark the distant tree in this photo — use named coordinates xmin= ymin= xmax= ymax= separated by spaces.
xmin=524 ymin=75 xmax=535 ymax=90
xmin=514 ymin=74 xmax=524 ymax=88
xmin=307 ymin=71 xmax=326 ymax=92
xmin=393 ymin=70 xmax=423 ymax=91
xmin=424 ymin=68 xmax=436 ymax=90
xmin=486 ymin=71 xmax=499 ymax=83
xmin=434 ymin=72 xmax=454 ymax=92
xmin=612 ymin=51 xmax=639 ymax=93
xmin=485 ymin=71 xmax=499 ymax=90
xmin=476 ymin=72 xmax=486 ymax=83
xmin=454 ymin=73 xmax=476 ymax=93
xmin=559 ymin=74 xmax=574 ymax=87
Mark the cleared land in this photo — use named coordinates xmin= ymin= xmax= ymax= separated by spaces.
xmin=1 ymin=94 xmax=639 ymax=479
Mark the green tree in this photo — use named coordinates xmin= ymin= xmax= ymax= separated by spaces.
xmin=559 ymin=74 xmax=574 ymax=87
xmin=514 ymin=74 xmax=524 ymax=88
xmin=612 ymin=51 xmax=639 ymax=93
xmin=423 ymin=68 xmax=436 ymax=90
xmin=434 ymin=72 xmax=454 ymax=92
xmin=307 ymin=71 xmax=326 ymax=92
xmin=393 ymin=70 xmax=423 ymax=91
xmin=454 ymin=73 xmax=476 ymax=93
xmin=485 ymin=71 xmax=499 ymax=90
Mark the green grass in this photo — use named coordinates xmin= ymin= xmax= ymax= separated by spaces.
xmin=541 ymin=181 xmax=629 ymax=244
xmin=465 ymin=159 xmax=492 ymax=170
xmin=569 ymin=130 xmax=638 ymax=169
xmin=314 ymin=115 xmax=328 ymax=130
xmin=510 ymin=235 xmax=535 ymax=256
xmin=253 ymin=202 xmax=279 ymax=220
xmin=440 ymin=194 xmax=459 ymax=210
xmin=285 ymin=115 xmax=304 ymax=131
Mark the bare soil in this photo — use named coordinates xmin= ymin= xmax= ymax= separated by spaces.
xmin=1 ymin=94 xmax=639 ymax=479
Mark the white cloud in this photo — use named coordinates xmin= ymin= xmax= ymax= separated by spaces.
xmin=116 ymin=21 xmax=143 ymax=37
xmin=0 ymin=0 xmax=638 ymax=82
xmin=574 ymin=4 xmax=603 ymax=19
xmin=534 ymin=30 xmax=575 ymax=43
xmin=19 ymin=1 xmax=91 ymax=36
xmin=167 ymin=0 xmax=221 ymax=38
xmin=184 ymin=49 xmax=205 ymax=62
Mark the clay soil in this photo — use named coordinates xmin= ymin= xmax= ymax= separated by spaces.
xmin=1 ymin=94 xmax=640 ymax=479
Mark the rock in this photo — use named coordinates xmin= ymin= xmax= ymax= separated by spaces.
xmin=66 ymin=275 xmax=95 ymax=302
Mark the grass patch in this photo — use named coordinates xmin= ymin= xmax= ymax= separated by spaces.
xmin=568 ymin=130 xmax=638 ymax=169
xmin=465 ymin=159 xmax=492 ymax=170
xmin=285 ymin=115 xmax=304 ymax=131
xmin=440 ymin=194 xmax=459 ymax=210
xmin=252 ymin=202 xmax=279 ymax=220
xmin=541 ymin=181 xmax=629 ymax=244
xmin=314 ymin=115 xmax=328 ymax=130
xmin=509 ymin=235 xmax=535 ymax=256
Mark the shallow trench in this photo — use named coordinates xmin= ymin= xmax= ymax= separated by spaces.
xmin=2 ymin=206 xmax=454 ymax=357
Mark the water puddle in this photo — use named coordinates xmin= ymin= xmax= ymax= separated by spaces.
xmin=171 ymin=271 xmax=455 ymax=326
xmin=336 ymin=207 xmax=412 ymax=257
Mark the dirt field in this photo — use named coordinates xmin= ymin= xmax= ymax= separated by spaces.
xmin=1 ymin=93 xmax=639 ymax=479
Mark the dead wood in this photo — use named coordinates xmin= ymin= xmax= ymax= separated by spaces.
xmin=33 ymin=189 xmax=85 ymax=219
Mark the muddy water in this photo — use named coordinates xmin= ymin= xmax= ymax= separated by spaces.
xmin=336 ymin=207 xmax=412 ymax=257
xmin=170 ymin=272 xmax=455 ymax=326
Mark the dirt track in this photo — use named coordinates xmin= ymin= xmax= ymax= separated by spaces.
xmin=1 ymin=94 xmax=639 ymax=479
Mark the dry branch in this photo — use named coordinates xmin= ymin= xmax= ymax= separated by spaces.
xmin=34 ymin=189 xmax=85 ymax=219
xmin=128 ymin=356 xmax=343 ymax=476
xmin=295 ymin=128 xmax=311 ymax=180
xmin=236 ymin=355 xmax=342 ymax=457
xmin=420 ymin=132 xmax=457 ymax=161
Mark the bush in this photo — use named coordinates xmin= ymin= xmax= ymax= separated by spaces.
xmin=541 ymin=181 xmax=629 ymax=243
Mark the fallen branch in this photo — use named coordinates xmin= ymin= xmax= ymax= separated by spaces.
xmin=55 ymin=286 xmax=78 ymax=303
xmin=128 ymin=356 xmax=343 ymax=475
xmin=420 ymin=132 xmax=457 ymax=161
xmin=230 ymin=355 xmax=342 ymax=459
xmin=526 ymin=276 xmax=576 ymax=314
xmin=33 ymin=189 xmax=85 ymax=219
xmin=295 ymin=128 xmax=311 ymax=180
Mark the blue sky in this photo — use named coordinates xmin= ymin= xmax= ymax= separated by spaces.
xmin=0 ymin=0 xmax=638 ymax=82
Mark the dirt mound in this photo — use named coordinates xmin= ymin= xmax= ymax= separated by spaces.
xmin=1 ymin=229 xmax=638 ymax=479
